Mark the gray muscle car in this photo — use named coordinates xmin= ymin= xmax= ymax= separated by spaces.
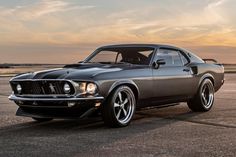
xmin=9 ymin=44 xmax=224 ymax=127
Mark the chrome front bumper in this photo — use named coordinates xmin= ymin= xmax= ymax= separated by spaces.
xmin=9 ymin=94 xmax=104 ymax=102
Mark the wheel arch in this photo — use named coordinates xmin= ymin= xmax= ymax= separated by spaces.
xmin=199 ymin=73 xmax=215 ymax=87
xmin=107 ymin=80 xmax=139 ymax=101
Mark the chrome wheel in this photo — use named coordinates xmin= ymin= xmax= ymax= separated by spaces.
xmin=201 ymin=83 xmax=214 ymax=109
xmin=113 ymin=90 xmax=135 ymax=125
xmin=102 ymin=85 xmax=136 ymax=127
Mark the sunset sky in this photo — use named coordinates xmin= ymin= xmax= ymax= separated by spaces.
xmin=0 ymin=0 xmax=236 ymax=63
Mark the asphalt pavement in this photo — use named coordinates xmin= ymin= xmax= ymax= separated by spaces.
xmin=0 ymin=74 xmax=235 ymax=157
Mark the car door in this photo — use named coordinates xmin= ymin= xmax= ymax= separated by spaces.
xmin=152 ymin=48 xmax=194 ymax=99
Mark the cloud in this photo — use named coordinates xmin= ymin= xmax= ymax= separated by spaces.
xmin=28 ymin=1 xmax=69 ymax=18
xmin=24 ymin=1 xmax=95 ymax=19
xmin=0 ymin=0 xmax=235 ymax=48
xmin=0 ymin=0 xmax=235 ymax=63
xmin=92 ymin=0 xmax=232 ymax=46
xmin=0 ymin=1 xmax=96 ymax=44
xmin=207 ymin=0 xmax=228 ymax=9
xmin=0 ymin=1 xmax=95 ymax=20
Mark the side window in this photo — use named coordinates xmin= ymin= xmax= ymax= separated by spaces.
xmin=155 ymin=48 xmax=183 ymax=67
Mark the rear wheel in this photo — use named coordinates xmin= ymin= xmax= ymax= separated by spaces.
xmin=102 ymin=86 xmax=136 ymax=127
xmin=32 ymin=117 xmax=53 ymax=122
xmin=188 ymin=79 xmax=215 ymax=112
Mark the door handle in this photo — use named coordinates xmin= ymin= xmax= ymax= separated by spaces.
xmin=183 ymin=69 xmax=190 ymax=72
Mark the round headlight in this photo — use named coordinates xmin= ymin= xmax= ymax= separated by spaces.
xmin=63 ymin=83 xmax=71 ymax=94
xmin=86 ymin=83 xmax=97 ymax=94
xmin=16 ymin=84 xmax=22 ymax=94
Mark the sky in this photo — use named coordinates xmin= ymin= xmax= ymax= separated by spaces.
xmin=0 ymin=0 xmax=236 ymax=64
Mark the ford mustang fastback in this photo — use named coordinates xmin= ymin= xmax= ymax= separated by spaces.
xmin=9 ymin=44 xmax=224 ymax=127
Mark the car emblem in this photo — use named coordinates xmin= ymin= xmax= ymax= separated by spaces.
xmin=49 ymin=83 xmax=56 ymax=94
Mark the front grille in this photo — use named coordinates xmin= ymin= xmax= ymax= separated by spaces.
xmin=11 ymin=80 xmax=75 ymax=95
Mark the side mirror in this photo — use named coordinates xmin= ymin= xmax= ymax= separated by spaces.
xmin=152 ymin=59 xmax=166 ymax=69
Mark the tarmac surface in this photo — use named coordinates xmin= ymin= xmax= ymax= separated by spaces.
xmin=0 ymin=74 xmax=235 ymax=157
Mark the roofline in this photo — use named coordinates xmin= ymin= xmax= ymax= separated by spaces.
xmin=98 ymin=43 xmax=183 ymax=50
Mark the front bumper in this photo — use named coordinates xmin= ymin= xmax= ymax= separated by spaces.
xmin=9 ymin=94 xmax=104 ymax=109
xmin=9 ymin=94 xmax=104 ymax=102
xmin=9 ymin=94 xmax=105 ymax=118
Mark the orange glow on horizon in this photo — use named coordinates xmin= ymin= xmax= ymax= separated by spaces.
xmin=0 ymin=0 xmax=235 ymax=63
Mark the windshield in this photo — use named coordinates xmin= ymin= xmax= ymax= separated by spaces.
xmin=85 ymin=47 xmax=155 ymax=65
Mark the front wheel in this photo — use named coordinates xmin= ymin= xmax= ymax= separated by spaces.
xmin=102 ymin=86 xmax=136 ymax=127
xmin=188 ymin=79 xmax=215 ymax=112
xmin=32 ymin=117 xmax=53 ymax=122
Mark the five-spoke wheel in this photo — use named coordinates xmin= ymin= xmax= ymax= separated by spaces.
xmin=114 ymin=90 xmax=135 ymax=124
xmin=102 ymin=86 xmax=136 ymax=127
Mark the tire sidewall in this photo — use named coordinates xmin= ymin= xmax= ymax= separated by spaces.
xmin=198 ymin=79 xmax=215 ymax=111
xmin=106 ymin=86 xmax=136 ymax=127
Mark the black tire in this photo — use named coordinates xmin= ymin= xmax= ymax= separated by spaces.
xmin=101 ymin=86 xmax=136 ymax=127
xmin=32 ymin=117 xmax=53 ymax=122
xmin=187 ymin=79 xmax=215 ymax=112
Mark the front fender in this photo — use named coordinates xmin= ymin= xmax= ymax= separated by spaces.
xmin=108 ymin=80 xmax=140 ymax=99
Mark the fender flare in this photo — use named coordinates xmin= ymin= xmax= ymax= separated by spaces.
xmin=199 ymin=73 xmax=215 ymax=87
xmin=108 ymin=80 xmax=140 ymax=100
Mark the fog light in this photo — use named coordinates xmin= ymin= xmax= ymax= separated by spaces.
xmin=16 ymin=100 xmax=24 ymax=105
xmin=16 ymin=84 xmax=22 ymax=94
xmin=64 ymin=83 xmax=71 ymax=94
xmin=86 ymin=83 xmax=97 ymax=94
xmin=68 ymin=102 xmax=76 ymax=107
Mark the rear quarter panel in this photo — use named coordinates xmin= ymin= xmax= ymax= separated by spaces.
xmin=190 ymin=63 xmax=224 ymax=92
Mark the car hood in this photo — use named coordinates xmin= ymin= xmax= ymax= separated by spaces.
xmin=18 ymin=63 xmax=136 ymax=80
